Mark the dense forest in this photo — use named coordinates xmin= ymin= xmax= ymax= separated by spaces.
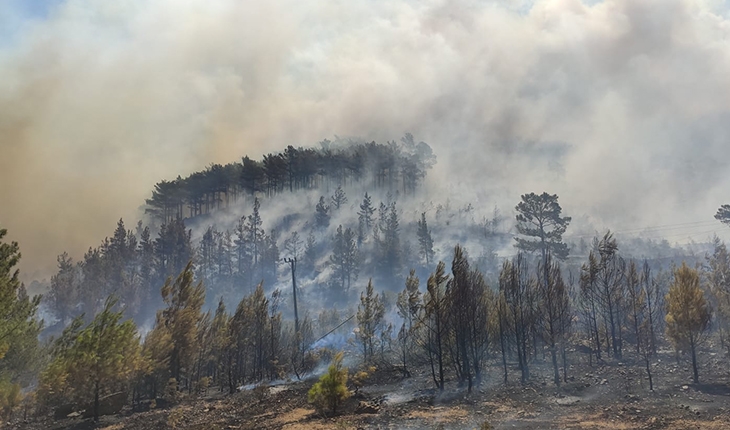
xmin=3 ymin=139 xmax=730 ymax=423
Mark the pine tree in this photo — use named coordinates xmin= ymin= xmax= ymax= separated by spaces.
xmin=357 ymin=279 xmax=385 ymax=363
xmin=137 ymin=224 xmax=155 ymax=316
xmin=302 ymin=233 xmax=317 ymax=275
xmin=260 ymin=230 xmax=280 ymax=288
xmin=158 ymin=261 xmax=206 ymax=389
xmin=536 ymin=254 xmax=571 ymax=386
xmin=283 ymin=231 xmax=303 ymax=260
xmin=307 ymin=352 xmax=350 ymax=416
xmin=0 ymin=227 xmax=42 ymax=373
xmin=234 ymin=217 xmax=252 ymax=284
xmin=197 ymin=227 xmax=216 ymax=288
xmin=423 ymin=261 xmax=449 ymax=390
xmin=330 ymin=186 xmax=347 ymax=211
xmin=593 ymin=232 xmax=626 ymax=358
xmin=642 ymin=260 xmax=661 ymax=357
xmin=208 ymin=299 xmax=230 ymax=390
xmin=715 ymin=204 xmax=730 ymax=227
xmin=39 ymin=297 xmax=141 ymax=421
xmin=357 ymin=193 xmax=375 ymax=244
xmin=501 ymin=254 xmax=533 ymax=383
xmin=665 ymin=263 xmax=711 ymax=383
xmin=216 ymin=230 xmax=234 ymax=279
xmin=141 ymin=314 xmax=172 ymax=398
xmin=707 ymin=238 xmax=730 ymax=354
xmin=246 ymin=197 xmax=265 ymax=275
xmin=514 ymin=192 xmax=571 ymax=261
xmin=374 ymin=202 xmax=402 ymax=287
xmin=315 ymin=196 xmax=331 ymax=229
xmin=154 ymin=219 xmax=194 ymax=284
xmin=396 ymin=270 xmax=421 ymax=377
xmin=330 ymin=225 xmax=359 ymax=295
xmin=416 ymin=212 xmax=434 ymax=266
xmin=578 ymin=252 xmax=602 ymax=363
xmin=626 ymin=261 xmax=645 ymax=355
xmin=447 ymin=245 xmax=491 ymax=391
xmin=48 ymin=252 xmax=80 ymax=325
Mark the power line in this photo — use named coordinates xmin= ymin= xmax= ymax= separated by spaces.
xmin=564 ymin=220 xmax=720 ymax=239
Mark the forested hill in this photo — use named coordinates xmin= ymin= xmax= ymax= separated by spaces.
xmin=143 ymin=135 xmax=436 ymax=224
xmin=46 ymin=135 xmax=459 ymax=330
xmin=10 ymin=137 xmax=729 ymax=426
xmin=43 ymin=134 xmax=707 ymax=336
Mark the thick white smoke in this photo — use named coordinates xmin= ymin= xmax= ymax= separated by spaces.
xmin=3 ymin=0 xmax=730 ymax=282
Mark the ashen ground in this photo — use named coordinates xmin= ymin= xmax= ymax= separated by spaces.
xmin=17 ymin=346 xmax=730 ymax=430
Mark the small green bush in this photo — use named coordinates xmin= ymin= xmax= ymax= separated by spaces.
xmin=307 ymin=352 xmax=350 ymax=416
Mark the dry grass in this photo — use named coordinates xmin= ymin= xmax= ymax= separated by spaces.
xmin=274 ymin=407 xmax=314 ymax=425
xmin=98 ymin=425 xmax=125 ymax=430
xmin=665 ymin=418 xmax=730 ymax=429
xmin=406 ymin=405 xmax=469 ymax=423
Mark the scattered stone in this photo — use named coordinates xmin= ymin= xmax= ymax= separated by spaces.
xmin=600 ymin=379 xmax=608 ymax=385
xmin=355 ymin=401 xmax=380 ymax=414
xmin=556 ymin=396 xmax=581 ymax=406
xmin=66 ymin=412 xmax=81 ymax=418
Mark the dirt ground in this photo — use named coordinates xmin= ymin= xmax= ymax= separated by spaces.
xmin=13 ymin=346 xmax=730 ymax=430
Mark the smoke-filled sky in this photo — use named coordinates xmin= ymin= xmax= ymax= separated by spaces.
xmin=3 ymin=0 xmax=730 ymax=281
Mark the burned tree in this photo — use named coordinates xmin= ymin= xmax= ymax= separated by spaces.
xmin=501 ymin=254 xmax=533 ymax=384
xmin=536 ymin=254 xmax=571 ymax=386
xmin=423 ymin=262 xmax=450 ymax=391
xmin=356 ymin=279 xmax=385 ymax=363
xmin=396 ymin=270 xmax=421 ymax=377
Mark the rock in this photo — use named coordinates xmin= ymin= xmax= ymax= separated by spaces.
xmin=681 ymin=385 xmax=689 ymax=391
xmin=355 ymin=401 xmax=380 ymax=414
xmin=556 ymin=396 xmax=581 ymax=406
xmin=66 ymin=411 xmax=82 ymax=418
xmin=600 ymin=379 xmax=608 ymax=385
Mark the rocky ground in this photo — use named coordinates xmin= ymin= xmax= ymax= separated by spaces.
xmin=12 ymin=346 xmax=730 ymax=429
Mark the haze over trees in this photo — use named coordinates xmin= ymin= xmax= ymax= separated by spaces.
xmin=144 ymin=138 xmax=436 ymax=224
xmin=6 ymin=140 xmax=730 ymax=423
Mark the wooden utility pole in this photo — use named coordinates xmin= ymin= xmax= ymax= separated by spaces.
xmin=283 ymin=257 xmax=300 ymax=335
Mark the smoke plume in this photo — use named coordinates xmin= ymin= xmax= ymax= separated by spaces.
xmin=3 ymin=0 xmax=730 ymax=282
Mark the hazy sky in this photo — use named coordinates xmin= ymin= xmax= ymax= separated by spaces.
xmin=3 ymin=0 xmax=730 ymax=281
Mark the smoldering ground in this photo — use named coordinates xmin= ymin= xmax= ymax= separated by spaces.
xmin=3 ymin=0 xmax=730 ymax=283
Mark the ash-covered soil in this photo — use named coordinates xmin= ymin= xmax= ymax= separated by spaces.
xmin=15 ymin=347 xmax=730 ymax=429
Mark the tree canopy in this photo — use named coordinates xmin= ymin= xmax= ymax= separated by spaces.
xmin=514 ymin=192 xmax=571 ymax=260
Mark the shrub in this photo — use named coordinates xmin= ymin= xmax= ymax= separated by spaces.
xmin=0 ymin=381 xmax=22 ymax=420
xmin=196 ymin=376 xmax=210 ymax=395
xmin=164 ymin=378 xmax=180 ymax=404
xmin=351 ymin=366 xmax=374 ymax=395
xmin=307 ymin=352 xmax=350 ymax=416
